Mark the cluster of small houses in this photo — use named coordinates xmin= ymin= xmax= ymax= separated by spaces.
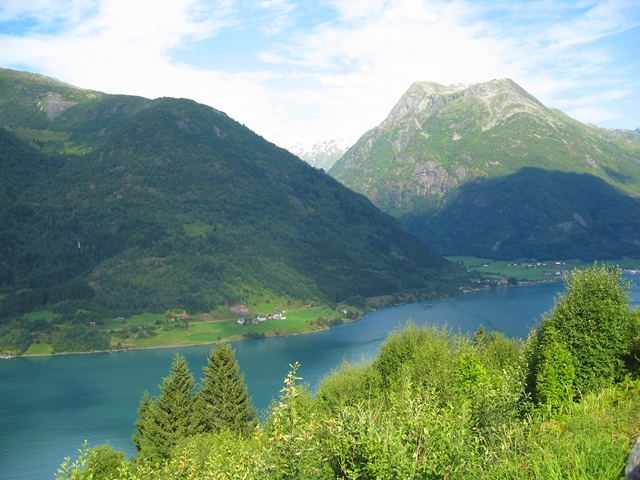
xmin=237 ymin=312 xmax=286 ymax=326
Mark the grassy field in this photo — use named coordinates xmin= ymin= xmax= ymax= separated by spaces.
xmin=446 ymin=256 xmax=640 ymax=282
xmin=24 ymin=343 xmax=52 ymax=355
xmin=6 ymin=303 xmax=347 ymax=356
xmin=128 ymin=313 xmax=165 ymax=326
xmin=119 ymin=306 xmax=343 ymax=349
xmin=133 ymin=330 xmax=193 ymax=348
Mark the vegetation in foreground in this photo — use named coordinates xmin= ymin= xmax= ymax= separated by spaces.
xmin=55 ymin=264 xmax=640 ymax=479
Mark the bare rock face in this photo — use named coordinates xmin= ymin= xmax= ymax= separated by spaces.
xmin=412 ymin=161 xmax=454 ymax=196
xmin=37 ymin=91 xmax=76 ymax=119
xmin=627 ymin=437 xmax=640 ymax=480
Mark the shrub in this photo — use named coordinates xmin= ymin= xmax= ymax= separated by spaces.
xmin=529 ymin=263 xmax=635 ymax=399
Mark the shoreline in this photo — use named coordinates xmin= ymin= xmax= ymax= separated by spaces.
xmin=2 ymin=281 xmax=549 ymax=360
xmin=4 ymin=282 xmax=528 ymax=360
xmin=12 ymin=271 xmax=637 ymax=360
xmin=9 ymin=316 xmax=357 ymax=359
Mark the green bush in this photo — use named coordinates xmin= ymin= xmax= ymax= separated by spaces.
xmin=58 ymin=288 xmax=640 ymax=479
xmin=534 ymin=324 xmax=576 ymax=406
xmin=529 ymin=263 xmax=635 ymax=399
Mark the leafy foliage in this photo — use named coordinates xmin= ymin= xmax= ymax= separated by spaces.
xmin=60 ymin=270 xmax=640 ymax=479
xmin=528 ymin=264 xmax=636 ymax=400
xmin=50 ymin=325 xmax=110 ymax=353
xmin=531 ymin=324 xmax=576 ymax=406
xmin=262 ymin=362 xmax=331 ymax=478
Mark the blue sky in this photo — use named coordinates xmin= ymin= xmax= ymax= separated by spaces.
xmin=0 ymin=0 xmax=638 ymax=147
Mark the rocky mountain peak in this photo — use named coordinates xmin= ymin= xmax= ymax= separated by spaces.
xmin=381 ymin=78 xmax=547 ymax=134
xmin=329 ymin=77 xmax=640 ymax=261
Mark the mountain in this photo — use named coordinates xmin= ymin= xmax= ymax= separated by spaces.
xmin=287 ymin=139 xmax=351 ymax=170
xmin=0 ymin=68 xmax=467 ymax=319
xmin=329 ymin=79 xmax=640 ymax=260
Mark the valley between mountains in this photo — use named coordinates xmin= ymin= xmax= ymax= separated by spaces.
xmin=1 ymin=69 xmax=639 ymax=355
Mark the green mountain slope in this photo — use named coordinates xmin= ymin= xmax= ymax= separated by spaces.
xmin=329 ymin=79 xmax=640 ymax=260
xmin=0 ymin=68 xmax=466 ymax=319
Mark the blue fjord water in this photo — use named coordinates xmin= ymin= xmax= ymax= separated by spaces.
xmin=2 ymin=279 xmax=638 ymax=479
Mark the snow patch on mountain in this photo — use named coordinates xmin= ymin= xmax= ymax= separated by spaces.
xmin=287 ymin=138 xmax=354 ymax=170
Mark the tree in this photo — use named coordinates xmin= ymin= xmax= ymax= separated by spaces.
xmin=534 ymin=324 xmax=575 ymax=406
xmin=198 ymin=343 xmax=257 ymax=436
xmin=531 ymin=263 xmax=634 ymax=398
xmin=132 ymin=391 xmax=152 ymax=454
xmin=134 ymin=354 xmax=200 ymax=461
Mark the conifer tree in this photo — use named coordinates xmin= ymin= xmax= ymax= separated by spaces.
xmin=134 ymin=354 xmax=200 ymax=461
xmin=198 ymin=343 xmax=257 ymax=436
xmin=132 ymin=391 xmax=152 ymax=454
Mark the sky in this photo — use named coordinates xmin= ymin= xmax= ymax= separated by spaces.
xmin=0 ymin=0 xmax=638 ymax=148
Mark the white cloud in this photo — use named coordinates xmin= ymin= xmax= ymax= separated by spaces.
xmin=255 ymin=0 xmax=521 ymax=142
xmin=255 ymin=0 xmax=297 ymax=35
xmin=0 ymin=0 xmax=638 ymax=145
xmin=0 ymin=0 xmax=99 ymax=26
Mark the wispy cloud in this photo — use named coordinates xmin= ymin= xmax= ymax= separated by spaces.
xmin=0 ymin=0 xmax=638 ymax=145
xmin=0 ymin=0 xmax=99 ymax=27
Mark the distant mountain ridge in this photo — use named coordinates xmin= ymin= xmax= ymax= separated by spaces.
xmin=329 ymin=78 xmax=640 ymax=260
xmin=0 ymin=68 xmax=467 ymax=319
xmin=287 ymin=139 xmax=352 ymax=170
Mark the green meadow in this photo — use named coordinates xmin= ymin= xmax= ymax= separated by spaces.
xmin=24 ymin=343 xmax=53 ymax=355
xmin=116 ymin=306 xmax=344 ymax=349
xmin=128 ymin=313 xmax=165 ymax=326
xmin=446 ymin=256 xmax=640 ymax=283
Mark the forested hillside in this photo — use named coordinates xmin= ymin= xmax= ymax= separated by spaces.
xmin=56 ymin=265 xmax=640 ymax=479
xmin=0 ymin=68 xmax=467 ymax=324
xmin=329 ymin=79 xmax=640 ymax=260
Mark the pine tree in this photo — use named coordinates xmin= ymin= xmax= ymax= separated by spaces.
xmin=131 ymin=391 xmax=152 ymax=453
xmin=198 ymin=343 xmax=257 ymax=436
xmin=134 ymin=354 xmax=200 ymax=461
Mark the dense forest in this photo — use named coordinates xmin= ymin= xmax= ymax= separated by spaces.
xmin=409 ymin=168 xmax=640 ymax=260
xmin=56 ymin=265 xmax=640 ymax=479
xmin=0 ymin=68 xmax=469 ymax=337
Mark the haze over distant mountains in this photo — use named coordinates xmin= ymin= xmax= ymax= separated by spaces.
xmin=329 ymin=79 xmax=640 ymax=261
xmin=0 ymin=68 xmax=467 ymax=319
xmin=287 ymin=139 xmax=351 ymax=171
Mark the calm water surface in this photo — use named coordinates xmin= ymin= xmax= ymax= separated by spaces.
xmin=2 ymin=279 xmax=638 ymax=479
